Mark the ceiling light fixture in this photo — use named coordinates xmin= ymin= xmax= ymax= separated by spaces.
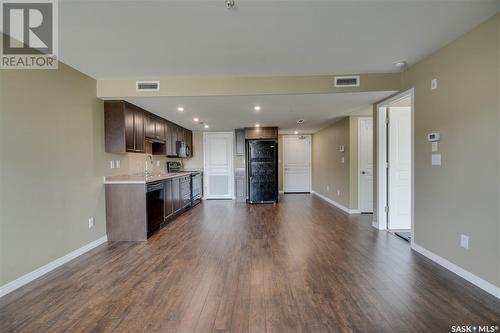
xmin=254 ymin=105 xmax=261 ymax=111
xmin=294 ymin=130 xmax=299 ymax=134
xmin=177 ymin=107 xmax=184 ymax=112
xmin=224 ymin=0 xmax=236 ymax=9
xmin=255 ymin=124 xmax=260 ymax=128
xmin=395 ymin=60 xmax=407 ymax=70
xmin=193 ymin=117 xmax=199 ymax=122
xmin=204 ymin=124 xmax=209 ymax=129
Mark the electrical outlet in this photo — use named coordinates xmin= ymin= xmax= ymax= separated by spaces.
xmin=460 ymin=234 xmax=469 ymax=249
xmin=326 ymin=185 xmax=330 ymax=192
xmin=88 ymin=217 xmax=95 ymax=229
xmin=115 ymin=160 xmax=121 ymax=168
xmin=341 ymin=156 xmax=345 ymax=164
xmin=110 ymin=160 xmax=115 ymax=169
xmin=431 ymin=78 xmax=438 ymax=90
xmin=156 ymin=161 xmax=160 ymax=166
xmin=337 ymin=189 xmax=341 ymax=196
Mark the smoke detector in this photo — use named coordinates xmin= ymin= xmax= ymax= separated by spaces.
xmin=224 ymin=0 xmax=235 ymax=9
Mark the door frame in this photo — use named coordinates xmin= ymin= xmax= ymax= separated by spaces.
xmin=375 ymin=88 xmax=414 ymax=245
xmin=203 ymin=132 xmax=234 ymax=200
xmin=357 ymin=117 xmax=374 ymax=213
xmin=282 ymin=134 xmax=312 ymax=193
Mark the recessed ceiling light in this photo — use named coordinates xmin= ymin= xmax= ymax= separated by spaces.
xmin=177 ymin=107 xmax=184 ymax=112
xmin=255 ymin=124 xmax=260 ymax=128
xmin=254 ymin=105 xmax=261 ymax=111
xmin=294 ymin=130 xmax=299 ymax=134
xmin=193 ymin=117 xmax=199 ymax=122
xmin=204 ymin=124 xmax=209 ymax=129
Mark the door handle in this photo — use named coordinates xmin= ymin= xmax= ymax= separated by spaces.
xmin=361 ymin=171 xmax=367 ymax=175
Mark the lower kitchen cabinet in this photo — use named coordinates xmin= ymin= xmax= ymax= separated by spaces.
xmin=164 ymin=179 xmax=174 ymax=219
xmin=172 ymin=177 xmax=181 ymax=213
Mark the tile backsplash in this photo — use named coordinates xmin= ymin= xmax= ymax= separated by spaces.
xmin=105 ymin=142 xmax=182 ymax=176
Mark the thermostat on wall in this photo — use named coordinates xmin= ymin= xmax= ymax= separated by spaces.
xmin=427 ymin=133 xmax=440 ymax=142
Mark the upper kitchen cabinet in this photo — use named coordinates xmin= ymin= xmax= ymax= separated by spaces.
xmin=104 ymin=100 xmax=192 ymax=157
xmin=145 ymin=114 xmax=166 ymax=142
xmin=166 ymin=122 xmax=177 ymax=157
xmin=245 ymin=127 xmax=278 ymax=140
xmin=105 ymin=100 xmax=145 ymax=154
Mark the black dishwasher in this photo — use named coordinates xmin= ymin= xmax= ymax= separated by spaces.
xmin=146 ymin=182 xmax=164 ymax=235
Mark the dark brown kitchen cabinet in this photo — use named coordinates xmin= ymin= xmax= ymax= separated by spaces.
xmin=164 ymin=179 xmax=174 ymax=219
xmin=146 ymin=115 xmax=166 ymax=142
xmin=105 ymin=100 xmax=192 ymax=157
xmin=172 ymin=177 xmax=181 ymax=212
xmin=245 ymin=126 xmax=278 ymax=140
xmin=180 ymin=175 xmax=191 ymax=209
xmin=155 ymin=120 xmax=166 ymax=141
xmin=105 ymin=101 xmax=146 ymax=154
xmin=145 ymin=114 xmax=156 ymax=139
xmin=166 ymin=122 xmax=176 ymax=157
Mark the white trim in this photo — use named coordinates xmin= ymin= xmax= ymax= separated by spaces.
xmin=411 ymin=243 xmax=500 ymax=299
xmin=282 ymin=135 xmax=312 ymax=193
xmin=203 ymin=132 xmax=235 ymax=200
xmin=376 ymin=88 xmax=415 ymax=243
xmin=357 ymin=116 xmax=373 ymax=213
xmin=0 ymin=236 xmax=108 ymax=298
xmin=311 ymin=191 xmax=360 ymax=214
xmin=279 ymin=190 xmax=284 ymax=194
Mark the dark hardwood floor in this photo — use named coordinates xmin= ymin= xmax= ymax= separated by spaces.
xmin=1 ymin=194 xmax=499 ymax=332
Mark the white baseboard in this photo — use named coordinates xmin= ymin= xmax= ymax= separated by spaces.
xmin=411 ymin=243 xmax=500 ymax=299
xmin=0 ymin=235 xmax=108 ymax=298
xmin=311 ymin=191 xmax=359 ymax=214
xmin=371 ymin=220 xmax=386 ymax=230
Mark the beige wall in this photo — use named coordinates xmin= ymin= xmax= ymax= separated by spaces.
xmin=0 ymin=63 xmax=117 ymax=285
xmin=374 ymin=14 xmax=499 ymax=287
xmin=311 ymin=118 xmax=351 ymax=208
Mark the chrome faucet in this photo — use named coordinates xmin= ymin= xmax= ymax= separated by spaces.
xmin=145 ymin=155 xmax=153 ymax=176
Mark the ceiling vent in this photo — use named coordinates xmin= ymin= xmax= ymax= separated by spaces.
xmin=136 ymin=81 xmax=160 ymax=92
xmin=334 ymin=75 xmax=360 ymax=87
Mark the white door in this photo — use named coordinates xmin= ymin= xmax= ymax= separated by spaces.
xmin=358 ymin=117 xmax=374 ymax=213
xmin=388 ymin=107 xmax=412 ymax=229
xmin=283 ymin=135 xmax=311 ymax=193
xmin=203 ymin=132 xmax=233 ymax=199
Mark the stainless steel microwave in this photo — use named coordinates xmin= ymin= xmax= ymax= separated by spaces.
xmin=176 ymin=141 xmax=191 ymax=158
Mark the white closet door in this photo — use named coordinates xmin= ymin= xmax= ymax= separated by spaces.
xmin=283 ymin=135 xmax=311 ymax=193
xmin=203 ymin=132 xmax=234 ymax=199
xmin=388 ymin=107 xmax=412 ymax=229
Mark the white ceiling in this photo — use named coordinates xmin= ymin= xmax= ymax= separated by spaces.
xmin=59 ymin=0 xmax=499 ymax=79
xmin=125 ymin=91 xmax=395 ymax=133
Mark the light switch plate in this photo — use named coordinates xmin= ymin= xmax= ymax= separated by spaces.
xmin=110 ymin=160 xmax=115 ymax=169
xmin=431 ymin=142 xmax=438 ymax=152
xmin=115 ymin=160 xmax=121 ymax=168
xmin=341 ymin=156 xmax=345 ymax=164
xmin=431 ymin=154 xmax=441 ymax=166
xmin=431 ymin=78 xmax=438 ymax=90
xmin=460 ymin=234 xmax=469 ymax=249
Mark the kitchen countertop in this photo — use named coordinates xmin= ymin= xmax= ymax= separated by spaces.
xmin=104 ymin=172 xmax=194 ymax=184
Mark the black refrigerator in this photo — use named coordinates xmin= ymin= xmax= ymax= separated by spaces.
xmin=247 ymin=140 xmax=278 ymax=203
